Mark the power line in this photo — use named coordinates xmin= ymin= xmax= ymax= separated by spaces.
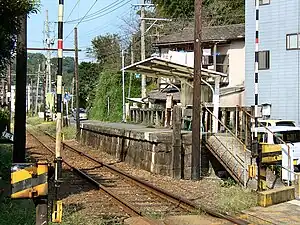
xmin=64 ymin=0 xmax=99 ymax=41
xmin=76 ymin=0 xmax=131 ymax=24
xmin=65 ymin=0 xmax=81 ymax=22
xmin=65 ymin=0 xmax=124 ymax=24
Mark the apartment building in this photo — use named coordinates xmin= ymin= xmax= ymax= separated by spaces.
xmin=245 ymin=0 xmax=300 ymax=123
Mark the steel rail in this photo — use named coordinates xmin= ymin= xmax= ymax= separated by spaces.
xmin=42 ymin=131 xmax=250 ymax=225
xmin=27 ymin=130 xmax=142 ymax=218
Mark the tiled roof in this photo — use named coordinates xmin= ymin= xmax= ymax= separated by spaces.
xmin=148 ymin=90 xmax=180 ymax=101
xmin=155 ymin=24 xmax=245 ymax=46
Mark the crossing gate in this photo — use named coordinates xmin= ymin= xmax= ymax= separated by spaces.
xmin=11 ymin=160 xmax=48 ymax=199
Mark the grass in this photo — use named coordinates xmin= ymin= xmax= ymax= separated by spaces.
xmin=26 ymin=116 xmax=44 ymax=126
xmin=27 ymin=117 xmax=76 ymax=140
xmin=0 ymin=145 xmax=36 ymax=225
xmin=215 ymin=180 xmax=257 ymax=214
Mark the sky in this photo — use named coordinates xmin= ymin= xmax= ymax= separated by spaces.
xmin=28 ymin=0 xmax=140 ymax=61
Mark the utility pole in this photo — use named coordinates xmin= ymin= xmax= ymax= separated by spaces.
xmin=35 ymin=64 xmax=41 ymax=115
xmin=191 ymin=0 xmax=203 ymax=180
xmin=45 ymin=10 xmax=53 ymax=93
xmin=74 ymin=27 xmax=80 ymax=138
xmin=7 ymin=63 xmax=11 ymax=132
xmin=122 ymin=49 xmax=125 ymax=122
xmin=13 ymin=14 xmax=27 ymax=163
xmin=140 ymin=0 xmax=146 ymax=98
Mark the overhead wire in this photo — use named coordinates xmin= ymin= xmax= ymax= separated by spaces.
xmin=65 ymin=0 xmax=81 ymax=22
xmin=68 ymin=0 xmax=132 ymax=24
xmin=64 ymin=0 xmax=99 ymax=41
xmin=65 ymin=0 xmax=125 ymax=24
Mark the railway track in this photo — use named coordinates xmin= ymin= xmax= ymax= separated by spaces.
xmin=27 ymin=129 xmax=250 ymax=225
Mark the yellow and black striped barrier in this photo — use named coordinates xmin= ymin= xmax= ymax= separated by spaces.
xmin=11 ymin=160 xmax=48 ymax=199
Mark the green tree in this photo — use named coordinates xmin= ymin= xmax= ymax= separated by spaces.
xmin=90 ymin=70 xmax=141 ymax=122
xmin=27 ymin=53 xmax=45 ymax=74
xmin=151 ymin=0 xmax=244 ymax=25
xmin=88 ymin=34 xmax=142 ymax=121
xmin=78 ymin=62 xmax=100 ymax=108
xmin=51 ymin=56 xmax=74 ymax=92
xmin=152 ymin=0 xmax=194 ymax=18
xmin=0 ymin=0 xmax=40 ymax=71
xmin=90 ymin=34 xmax=121 ymax=69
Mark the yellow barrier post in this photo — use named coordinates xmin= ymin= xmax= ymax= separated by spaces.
xmin=11 ymin=161 xmax=49 ymax=225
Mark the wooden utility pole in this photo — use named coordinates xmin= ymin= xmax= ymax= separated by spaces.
xmin=140 ymin=0 xmax=146 ymax=98
xmin=35 ymin=64 xmax=41 ymax=115
xmin=7 ymin=63 xmax=11 ymax=132
xmin=191 ymin=0 xmax=203 ymax=180
xmin=13 ymin=14 xmax=27 ymax=163
xmin=74 ymin=27 xmax=80 ymax=138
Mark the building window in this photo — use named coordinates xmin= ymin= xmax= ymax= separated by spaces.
xmin=258 ymin=51 xmax=270 ymax=70
xmin=287 ymin=33 xmax=299 ymax=50
xmin=259 ymin=0 xmax=270 ymax=5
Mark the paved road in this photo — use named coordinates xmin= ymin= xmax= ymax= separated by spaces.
xmin=240 ymin=199 xmax=300 ymax=224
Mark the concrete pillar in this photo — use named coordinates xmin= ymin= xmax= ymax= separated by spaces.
xmin=125 ymin=103 xmax=130 ymax=122
xmin=180 ymin=81 xmax=193 ymax=107
xmin=172 ymin=105 xmax=182 ymax=179
xmin=212 ymin=76 xmax=220 ymax=133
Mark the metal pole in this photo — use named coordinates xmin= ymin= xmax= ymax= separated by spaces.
xmin=140 ymin=0 xmax=146 ymax=98
xmin=7 ymin=63 xmax=11 ymax=132
xmin=255 ymin=0 xmax=261 ymax=190
xmin=45 ymin=10 xmax=49 ymax=93
xmin=71 ymin=77 xmax=74 ymax=110
xmin=45 ymin=10 xmax=52 ymax=93
xmin=35 ymin=64 xmax=41 ymax=116
xmin=35 ymin=199 xmax=48 ymax=225
xmin=74 ymin=27 xmax=80 ymax=137
xmin=30 ymin=78 xmax=33 ymax=116
xmin=55 ymin=0 xmax=64 ymax=191
xmin=191 ymin=0 xmax=202 ymax=180
xmin=122 ymin=49 xmax=125 ymax=122
xmin=43 ymin=69 xmax=47 ymax=121
xmin=128 ymin=37 xmax=134 ymax=99
xmin=13 ymin=14 xmax=27 ymax=163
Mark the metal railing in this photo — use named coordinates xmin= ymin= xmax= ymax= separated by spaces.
xmin=237 ymin=106 xmax=293 ymax=186
xmin=203 ymin=105 xmax=252 ymax=187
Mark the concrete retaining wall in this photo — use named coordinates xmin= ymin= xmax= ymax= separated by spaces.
xmin=78 ymin=123 xmax=218 ymax=179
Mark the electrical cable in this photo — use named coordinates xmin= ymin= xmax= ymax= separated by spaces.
xmin=64 ymin=0 xmax=99 ymax=41
xmin=65 ymin=0 xmax=81 ymax=22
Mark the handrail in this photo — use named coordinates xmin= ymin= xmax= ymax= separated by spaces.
xmin=237 ymin=105 xmax=292 ymax=186
xmin=203 ymin=104 xmax=251 ymax=154
xmin=237 ymin=105 xmax=290 ymax=147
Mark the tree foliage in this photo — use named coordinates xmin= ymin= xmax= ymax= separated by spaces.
xmin=152 ymin=0 xmax=194 ymax=18
xmin=87 ymin=34 xmax=141 ymax=122
xmin=51 ymin=56 xmax=74 ymax=92
xmin=90 ymin=34 xmax=121 ymax=69
xmin=78 ymin=62 xmax=100 ymax=108
xmin=151 ymin=0 xmax=245 ymax=25
xmin=0 ymin=0 xmax=40 ymax=71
